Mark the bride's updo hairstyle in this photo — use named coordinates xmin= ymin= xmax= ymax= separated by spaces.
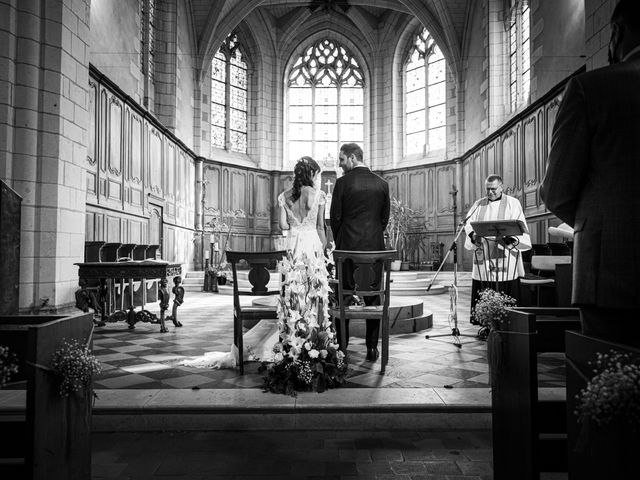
xmin=291 ymin=156 xmax=320 ymax=202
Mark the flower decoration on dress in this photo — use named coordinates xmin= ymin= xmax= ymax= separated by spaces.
xmin=260 ymin=248 xmax=346 ymax=396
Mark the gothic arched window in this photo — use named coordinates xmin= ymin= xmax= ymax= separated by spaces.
xmin=405 ymin=28 xmax=446 ymax=156
xmin=286 ymin=38 xmax=364 ymax=169
xmin=211 ymin=32 xmax=248 ymax=153
xmin=509 ymin=0 xmax=530 ymax=111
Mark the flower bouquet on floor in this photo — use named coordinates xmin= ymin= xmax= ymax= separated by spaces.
xmin=259 ymin=249 xmax=347 ymax=396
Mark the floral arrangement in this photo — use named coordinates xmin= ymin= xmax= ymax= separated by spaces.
xmin=51 ymin=339 xmax=102 ymax=397
xmin=259 ymin=249 xmax=347 ymax=396
xmin=0 ymin=345 xmax=19 ymax=388
xmin=472 ymin=288 xmax=517 ymax=333
xmin=575 ymin=350 xmax=640 ymax=431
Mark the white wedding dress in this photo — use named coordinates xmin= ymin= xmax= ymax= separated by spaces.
xmin=181 ymin=188 xmax=327 ymax=370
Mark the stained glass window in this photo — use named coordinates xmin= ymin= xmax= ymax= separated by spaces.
xmin=286 ymin=38 xmax=364 ymax=169
xmin=405 ymin=27 xmax=447 ymax=156
xmin=211 ymin=32 xmax=248 ymax=153
xmin=509 ymin=1 xmax=531 ymax=111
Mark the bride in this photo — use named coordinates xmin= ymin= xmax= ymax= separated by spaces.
xmin=181 ymin=156 xmax=328 ymax=369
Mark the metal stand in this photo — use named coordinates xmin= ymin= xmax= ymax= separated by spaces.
xmin=424 ymin=190 xmax=478 ymax=348
xmin=424 ymin=226 xmax=477 ymax=348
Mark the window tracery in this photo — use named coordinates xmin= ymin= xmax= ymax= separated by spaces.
xmin=211 ymin=32 xmax=248 ymax=153
xmin=286 ymin=39 xmax=364 ymax=169
xmin=405 ymin=27 xmax=447 ymax=156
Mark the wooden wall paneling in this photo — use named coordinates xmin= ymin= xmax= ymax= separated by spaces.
xmin=436 ymin=165 xmax=455 ymax=231
xmin=255 ymin=173 xmax=271 ymax=231
xmin=107 ymin=94 xmax=123 ymax=205
xmin=523 ymin=113 xmax=538 ymax=210
xmin=230 ymin=169 xmax=247 ymax=230
xmin=247 ymin=171 xmax=255 ymax=231
xmin=461 ymin=157 xmax=471 ymax=212
xmin=98 ymin=87 xmax=108 ymax=198
xmin=165 ymin=144 xmax=176 ymax=219
xmin=408 ymin=170 xmax=425 ymax=213
xmin=129 ymin=219 xmax=142 ymax=244
xmin=149 ymin=128 xmax=163 ymax=196
xmin=129 ymin=109 xmax=143 ymax=209
xmin=202 ymin=165 xmax=220 ymax=228
xmin=86 ymin=80 xmax=98 ymax=200
xmin=473 ymin=150 xmax=483 ymax=202
xmin=106 ymin=215 xmax=121 ymax=242
xmin=545 ymin=95 xmax=562 ymax=168
xmin=501 ymin=129 xmax=517 ymax=196
xmin=425 ymin=167 xmax=435 ymax=230
xmin=485 ymin=142 xmax=496 ymax=178
xmin=176 ymin=151 xmax=186 ymax=225
xmin=85 ymin=213 xmax=95 ymax=242
xmin=383 ymin=173 xmax=400 ymax=200
xmin=165 ymin=227 xmax=175 ymax=262
xmin=187 ymin=157 xmax=195 ymax=226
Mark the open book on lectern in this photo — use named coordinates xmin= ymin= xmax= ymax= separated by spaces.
xmin=470 ymin=219 xmax=527 ymax=239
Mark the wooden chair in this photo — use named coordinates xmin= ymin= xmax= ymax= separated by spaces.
xmin=329 ymin=250 xmax=396 ymax=373
xmin=225 ymin=250 xmax=287 ymax=374
xmin=520 ymin=255 xmax=572 ymax=306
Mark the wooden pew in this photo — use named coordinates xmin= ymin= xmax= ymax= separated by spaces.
xmin=490 ymin=307 xmax=581 ymax=480
xmin=565 ymin=332 xmax=640 ymax=479
xmin=0 ymin=312 xmax=94 ymax=479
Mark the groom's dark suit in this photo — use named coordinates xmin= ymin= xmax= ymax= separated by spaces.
xmin=541 ymin=51 xmax=640 ymax=346
xmin=330 ymin=166 xmax=390 ymax=350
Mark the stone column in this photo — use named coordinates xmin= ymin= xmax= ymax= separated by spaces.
xmin=0 ymin=0 xmax=91 ymax=311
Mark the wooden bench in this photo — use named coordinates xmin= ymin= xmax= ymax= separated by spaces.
xmin=490 ymin=307 xmax=581 ymax=480
xmin=0 ymin=312 xmax=94 ymax=479
xmin=565 ymin=332 xmax=640 ymax=479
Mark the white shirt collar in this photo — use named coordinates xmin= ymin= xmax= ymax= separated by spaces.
xmin=354 ymin=164 xmax=368 ymax=169
xmin=622 ymin=44 xmax=640 ymax=62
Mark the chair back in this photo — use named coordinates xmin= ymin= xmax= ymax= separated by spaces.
xmin=225 ymin=250 xmax=287 ymax=298
xmin=332 ymin=250 xmax=397 ymax=304
xmin=531 ymin=255 xmax=572 ymax=272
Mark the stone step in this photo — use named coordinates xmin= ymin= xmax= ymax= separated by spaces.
xmin=184 ymin=271 xmax=204 ymax=279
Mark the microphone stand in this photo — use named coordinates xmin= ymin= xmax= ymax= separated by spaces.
xmin=424 ymin=192 xmax=481 ymax=348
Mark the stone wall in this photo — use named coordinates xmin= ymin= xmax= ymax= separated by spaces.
xmin=0 ymin=0 xmax=91 ymax=312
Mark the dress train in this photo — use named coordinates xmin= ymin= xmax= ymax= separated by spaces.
xmin=180 ymin=318 xmax=279 ymax=369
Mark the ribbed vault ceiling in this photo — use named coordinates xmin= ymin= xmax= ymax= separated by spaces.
xmin=189 ymin=0 xmax=474 ymax=76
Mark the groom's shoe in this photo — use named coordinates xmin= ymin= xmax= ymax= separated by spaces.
xmin=366 ymin=347 xmax=379 ymax=362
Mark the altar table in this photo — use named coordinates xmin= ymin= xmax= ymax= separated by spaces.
xmin=75 ymin=260 xmax=183 ymax=332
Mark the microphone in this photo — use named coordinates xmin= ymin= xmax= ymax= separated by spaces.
xmin=460 ymin=197 xmax=487 ymax=225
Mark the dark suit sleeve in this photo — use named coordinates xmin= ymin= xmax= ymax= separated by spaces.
xmin=540 ymin=78 xmax=589 ymax=227
xmin=381 ymin=180 xmax=390 ymax=230
xmin=330 ymin=177 xmax=343 ymax=240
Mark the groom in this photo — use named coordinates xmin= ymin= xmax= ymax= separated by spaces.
xmin=330 ymin=143 xmax=390 ymax=361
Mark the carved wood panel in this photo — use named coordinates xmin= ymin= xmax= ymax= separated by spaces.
xmin=501 ymin=130 xmax=517 ymax=195
xmin=523 ymin=114 xmax=538 ymax=209
xmin=148 ymin=128 xmax=163 ymax=195
xmin=408 ymin=170 xmax=425 ymax=212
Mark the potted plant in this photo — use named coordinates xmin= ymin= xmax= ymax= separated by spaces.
xmin=204 ymin=208 xmax=245 ymax=290
xmin=216 ymin=264 xmax=231 ymax=286
xmin=386 ymin=197 xmax=418 ymax=270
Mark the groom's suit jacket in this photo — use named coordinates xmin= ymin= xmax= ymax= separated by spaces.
xmin=541 ymin=51 xmax=640 ymax=309
xmin=330 ymin=166 xmax=390 ymax=251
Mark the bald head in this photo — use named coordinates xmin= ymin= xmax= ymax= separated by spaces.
xmin=609 ymin=0 xmax=640 ymax=63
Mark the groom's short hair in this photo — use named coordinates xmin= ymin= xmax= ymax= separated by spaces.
xmin=340 ymin=143 xmax=363 ymax=162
